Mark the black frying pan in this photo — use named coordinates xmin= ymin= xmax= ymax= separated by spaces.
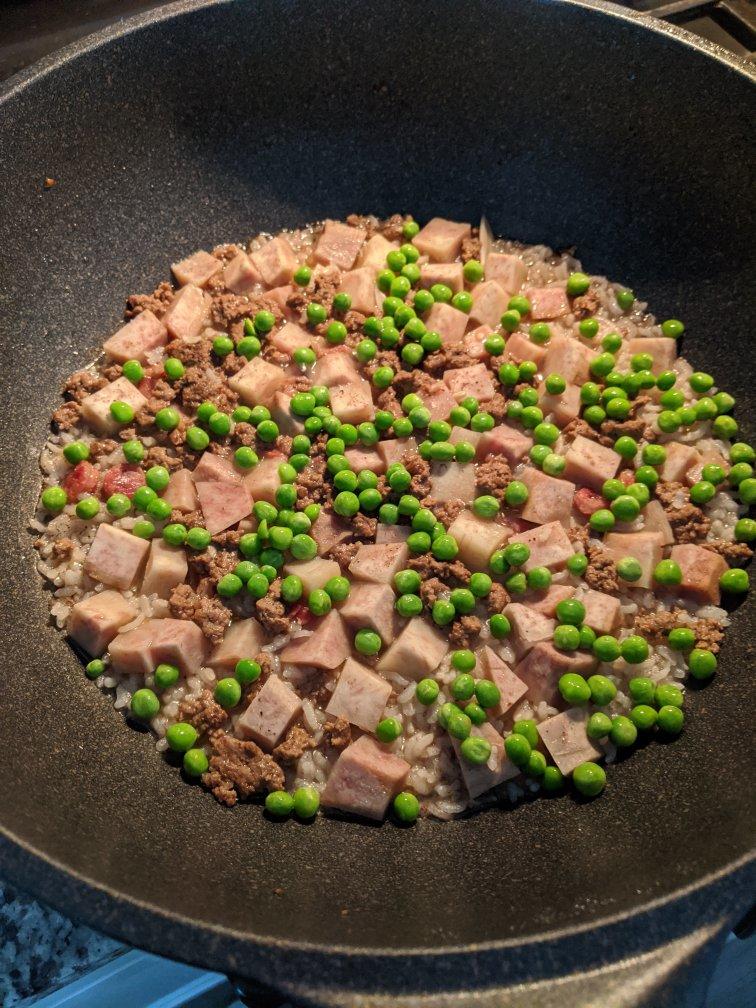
xmin=1 ymin=1 xmax=754 ymax=1004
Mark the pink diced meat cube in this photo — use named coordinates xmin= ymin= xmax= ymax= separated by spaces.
xmin=270 ymin=391 xmax=305 ymax=436
xmin=140 ymin=539 xmax=188 ymax=600
xmin=419 ymin=262 xmax=464 ymax=293
xmin=314 ymin=220 xmax=366 ymax=270
xmin=195 ymin=480 xmax=252 ymax=535
xmin=477 ymin=424 xmax=533 ymax=464
xmin=68 ymin=590 xmax=137 ymax=656
xmin=468 ymin=280 xmax=509 ymax=329
xmin=80 ymin=376 xmax=148 ymax=435
xmin=485 ymin=253 xmax=527 ymax=294
xmin=162 ymin=284 xmax=209 ymax=341
xmin=251 ymin=235 xmax=297 ymax=287
xmin=642 ymin=499 xmax=674 ymax=546
xmin=162 ymin=468 xmax=198 ymax=512
xmin=477 ymin=645 xmax=528 ymax=715
xmin=85 ymin=524 xmax=150 ymax=590
xmin=378 ymin=618 xmax=448 ymax=679
xmin=444 ymin=363 xmax=495 ymax=403
xmin=237 ymin=674 xmax=302 ymax=750
xmin=349 ymin=542 xmax=409 ymax=584
xmin=337 ymin=267 xmax=377 ymax=314
xmin=279 ymin=611 xmax=351 ymax=670
xmin=413 ymin=217 xmax=471 ymax=262
xmin=171 ymin=250 xmax=220 ymax=288
xmin=229 ymin=355 xmax=288 ymax=406
xmin=321 ymin=735 xmax=410 ymax=820
xmin=508 ymin=520 xmax=575 ymax=572
xmin=503 ymin=603 xmax=556 ymax=657
xmin=329 ymin=380 xmax=374 ymax=424
xmin=325 ymin=658 xmax=392 ymax=732
xmin=103 ymin=310 xmax=167 ymax=363
xmin=429 ymin=461 xmax=476 ymax=504
xmin=452 ymin=722 xmax=518 ymax=799
xmin=670 ymin=544 xmax=728 ymax=605
xmin=463 ymin=324 xmax=493 ymax=360
xmin=339 ymin=582 xmax=398 ymax=643
xmin=209 ymin=617 xmax=267 ymax=672
xmin=520 ymin=468 xmax=576 ymax=527
xmin=564 ymin=435 xmax=621 ymax=492
xmin=538 ymin=708 xmax=603 ymax=775
xmin=424 ymin=302 xmax=469 ymax=346
xmin=527 ymin=285 xmax=569 ymax=320
xmin=223 ymin=251 xmax=262 ymax=295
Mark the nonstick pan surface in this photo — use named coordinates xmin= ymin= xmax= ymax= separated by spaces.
xmin=0 ymin=0 xmax=754 ymax=997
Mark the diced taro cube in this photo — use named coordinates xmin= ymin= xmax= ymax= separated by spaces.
xmin=429 ymin=461 xmax=476 ymax=504
xmin=325 ymin=657 xmax=392 ymax=732
xmin=269 ymin=321 xmax=314 ymax=356
xmin=452 ymin=722 xmax=519 ymax=799
xmin=329 ymin=379 xmax=374 ymax=424
xmin=449 ymin=425 xmax=482 ymax=451
xmin=503 ymin=603 xmax=556 ymax=657
xmin=413 ymin=217 xmax=471 ymax=262
xmin=520 ymin=468 xmax=576 ymax=527
xmin=528 ymin=583 xmax=576 ymax=617
xmin=311 ymin=509 xmax=352 ymax=555
xmin=477 ymin=645 xmax=528 ymax=715
xmin=447 ymin=510 xmax=511 ymax=570
xmin=577 ymin=587 xmax=621 ymax=634
xmin=209 ymin=617 xmax=266 ymax=672
xmin=423 ymin=383 xmax=458 ymax=423
xmin=670 ymin=544 xmax=728 ymax=605
xmin=378 ymin=618 xmax=448 ymax=679
xmin=242 ymin=456 xmax=280 ymax=505
xmin=485 ymin=253 xmax=527 ymax=294
xmin=626 ymin=337 xmax=676 ymax=373
xmin=514 ymin=643 xmax=597 ymax=707
xmin=376 ymin=438 xmax=416 ymax=469
xmin=375 ymin=524 xmax=410 ymax=544
xmin=80 ymin=376 xmax=147 ymax=435
xmin=464 ymin=324 xmax=493 ymax=360
xmin=223 ymin=250 xmax=261 ymax=294
xmin=424 ymin=302 xmax=468 ymax=346
xmin=345 ymin=446 xmax=385 ymax=475
xmin=337 ymin=267 xmax=377 ymax=314
xmin=660 ymin=442 xmax=700 ymax=483
xmin=171 ymin=249 xmax=221 ymax=287
xmin=507 ymin=520 xmax=574 ymax=572
xmin=312 ymin=350 xmax=360 ymax=387
xmin=526 ymin=285 xmax=569 ymax=320
xmin=229 ymin=356 xmax=288 ymax=407
xmin=642 ymin=499 xmax=674 ymax=546
xmin=314 ymin=220 xmax=366 ymax=270
xmin=251 ymin=235 xmax=297 ymax=287
xmin=469 ymin=280 xmax=510 ymax=329
xmin=141 ymin=539 xmax=188 ymax=600
xmin=444 ymin=363 xmax=495 ymax=403
xmin=543 ymin=336 xmax=593 ymax=384
xmin=109 ymin=618 xmax=208 ymax=678
xmin=163 ymin=468 xmax=198 ymax=511
xmin=339 ymin=582 xmax=398 ymax=643
xmin=348 ymin=542 xmax=409 ymax=584
xmin=419 ymin=262 xmax=464 ymax=293
xmin=192 ymin=451 xmax=242 ymax=484
xmin=321 ymin=735 xmax=410 ymax=820
xmin=604 ymin=531 xmax=664 ymax=589
xmin=103 ymin=310 xmax=167 ymax=363
xmin=538 ymin=708 xmax=603 ymax=775
xmin=477 ymin=424 xmax=533 ymax=464
xmin=237 ymin=674 xmax=302 ymax=750
xmin=504 ymin=331 xmax=547 ymax=368
xmin=162 ymin=284 xmax=209 ymax=341
xmin=279 ymin=611 xmax=351 ymax=669
xmin=282 ymin=557 xmax=341 ymax=595
xmin=85 ymin=524 xmax=150 ymax=590
xmin=195 ymin=480 xmax=252 ymax=535
xmin=270 ymin=391 xmax=306 ymax=436
xmin=68 ymin=590 xmax=137 ymax=656
xmin=538 ymin=381 xmax=581 ymax=426
xmin=359 ymin=233 xmax=398 ymax=270
xmin=564 ymin=435 xmax=620 ymax=492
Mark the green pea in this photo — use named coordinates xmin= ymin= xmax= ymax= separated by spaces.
xmin=567 ymin=553 xmax=588 ymax=576
xmin=474 ymin=680 xmax=500 ymax=710
xmin=74 ymin=496 xmax=99 ymax=520
xmin=130 ymin=688 xmax=160 ymax=720
xmin=593 ymin=635 xmax=621 ymax=663
xmin=164 ymin=357 xmax=185 ymax=381
xmin=132 ymin=519 xmax=155 ymax=539
xmin=656 ymin=682 xmax=683 ymax=708
xmin=154 ymin=406 xmax=180 ymax=431
xmin=587 ymin=712 xmax=612 ymax=740
xmin=610 ymin=715 xmax=637 ymax=748
xmin=264 ymin=790 xmax=293 ymax=817
xmin=657 ymin=705 xmax=684 ymax=735
xmin=529 ymin=322 xmax=551 ymax=345
xmin=376 ymin=717 xmax=402 ymax=743
xmin=504 ymin=732 xmax=531 ymax=767
xmin=661 ymin=318 xmax=684 ymax=338
xmin=588 ymin=674 xmax=617 ymax=706
xmin=214 ymin=677 xmax=242 ymax=709
xmin=653 ymin=560 xmax=682 ymax=586
xmin=687 ymin=648 xmax=717 ymax=680
xmin=292 ymin=785 xmax=320 ymax=819
xmin=354 ymin=628 xmax=381 ymax=655
xmin=488 ymin=614 xmax=510 ymax=639
xmin=630 ymin=705 xmax=657 ymax=731
xmin=182 ymin=747 xmax=209 ymax=777
xmin=63 ymin=441 xmax=90 ymax=464
xmin=573 ymin=762 xmax=606 ymax=797
xmin=566 ymin=272 xmax=591 ymax=296
xmin=85 ymin=659 xmax=105 ymax=679
xmin=559 ymin=672 xmax=590 ymax=703
xmin=233 ymin=659 xmax=260 ymax=686
xmin=393 ymin=791 xmax=420 ymax=823
xmin=526 ymin=566 xmax=552 ymax=591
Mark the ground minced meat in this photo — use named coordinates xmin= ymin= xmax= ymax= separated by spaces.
xmin=202 ymin=730 xmax=284 ymax=806
xmin=169 ymin=583 xmax=230 ymax=646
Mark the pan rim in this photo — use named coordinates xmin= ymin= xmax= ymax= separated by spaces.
xmin=1 ymin=0 xmax=754 ymax=973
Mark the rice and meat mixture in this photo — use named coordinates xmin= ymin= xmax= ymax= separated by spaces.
xmin=32 ymin=214 xmax=754 ymax=822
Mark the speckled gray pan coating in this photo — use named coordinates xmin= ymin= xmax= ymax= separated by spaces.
xmin=0 ymin=0 xmax=754 ymax=1002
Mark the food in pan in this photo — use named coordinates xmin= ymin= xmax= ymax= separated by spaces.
xmin=32 ymin=214 xmax=753 ymax=822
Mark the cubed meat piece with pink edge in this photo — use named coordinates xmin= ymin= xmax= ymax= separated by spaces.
xmin=109 ymin=618 xmax=208 ymax=678
xmin=424 ymin=302 xmax=469 ymax=346
xmin=192 ymin=450 xmax=242 ymax=484
xmin=542 ymin=336 xmax=593 ymax=384
xmin=329 ymin=379 xmax=374 ymax=424
xmin=229 ymin=356 xmax=288 ymax=407
xmin=349 ymin=542 xmax=409 ymax=584
xmin=282 ymin=557 xmax=341 ymax=595
xmin=85 ymin=524 xmax=150 ymax=590
xmin=311 ymin=509 xmax=352 ymax=556
xmin=269 ymin=321 xmax=314 ymax=356
xmin=209 ymin=617 xmax=266 ymax=673
xmin=564 ymin=435 xmax=621 ymax=492
xmin=163 ymin=468 xmax=198 ymax=512
xmin=251 ymin=235 xmax=297 ymax=287
xmin=325 ymin=658 xmax=392 ymax=732
xmin=604 ymin=531 xmax=664 ymax=589
xmin=237 ymin=674 xmax=302 ymax=751
xmin=314 ymin=220 xmax=366 ymax=270
xmin=444 ymin=363 xmax=496 ymax=403
xmin=270 ymin=391 xmax=306 ymax=436
xmin=103 ymin=310 xmax=167 ymax=363
xmin=359 ymin=233 xmax=398 ymax=270
xmin=339 ymin=582 xmax=398 ymax=644
xmin=485 ymin=253 xmax=527 ymax=294
xmin=141 ymin=540 xmax=188 ymax=600
xmin=430 ymin=461 xmax=476 ymax=504
xmin=468 ymin=280 xmax=510 ymax=329
xmin=223 ymin=250 xmax=261 ymax=295
xmin=337 ymin=267 xmax=377 ymax=314
xmin=670 ymin=544 xmax=728 ymax=605
xmin=447 ymin=510 xmax=511 ymax=571
xmin=419 ymin=262 xmax=464 ymax=293
xmin=642 ymin=499 xmax=674 ymax=546
xmin=538 ymin=708 xmax=603 ymax=775
xmin=452 ymin=721 xmax=519 ymax=799
xmin=80 ymin=376 xmax=147 ymax=435
xmin=504 ymin=331 xmax=547 ymax=368
xmin=171 ymin=250 xmax=221 ymax=288
xmin=538 ymin=382 xmax=581 ymax=426
xmin=312 ymin=350 xmax=360 ymax=387
xmin=195 ymin=480 xmax=252 ymax=535
xmin=514 ymin=643 xmax=597 ymax=707
xmin=346 ymin=446 xmax=385 ymax=475
xmin=424 ymin=383 xmax=458 ymax=423
xmin=508 ymin=520 xmax=575 ymax=572
xmin=660 ymin=442 xmax=700 ymax=483
xmin=378 ymin=617 xmax=448 ymax=679
xmin=322 ymin=735 xmax=410 ymax=820
xmin=520 ymin=468 xmax=576 ymax=527
xmin=464 ymin=324 xmax=493 ymax=360
xmin=280 ymin=611 xmax=351 ymax=670
xmin=376 ymin=438 xmax=416 ymax=469
xmin=503 ymin=603 xmax=556 ymax=657
xmin=242 ymin=456 xmax=279 ymax=505
xmin=162 ymin=284 xmax=209 ymax=341
xmin=526 ymin=285 xmax=569 ymax=320
xmin=626 ymin=337 xmax=677 ymax=373
xmin=477 ymin=645 xmax=529 ymax=716
xmin=68 ymin=590 xmax=137 ymax=656
xmin=576 ymin=587 xmax=621 ymax=634
xmin=528 ymin=583 xmax=576 ymax=617
xmin=477 ymin=424 xmax=533 ymax=465
xmin=413 ymin=217 xmax=471 ymax=262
